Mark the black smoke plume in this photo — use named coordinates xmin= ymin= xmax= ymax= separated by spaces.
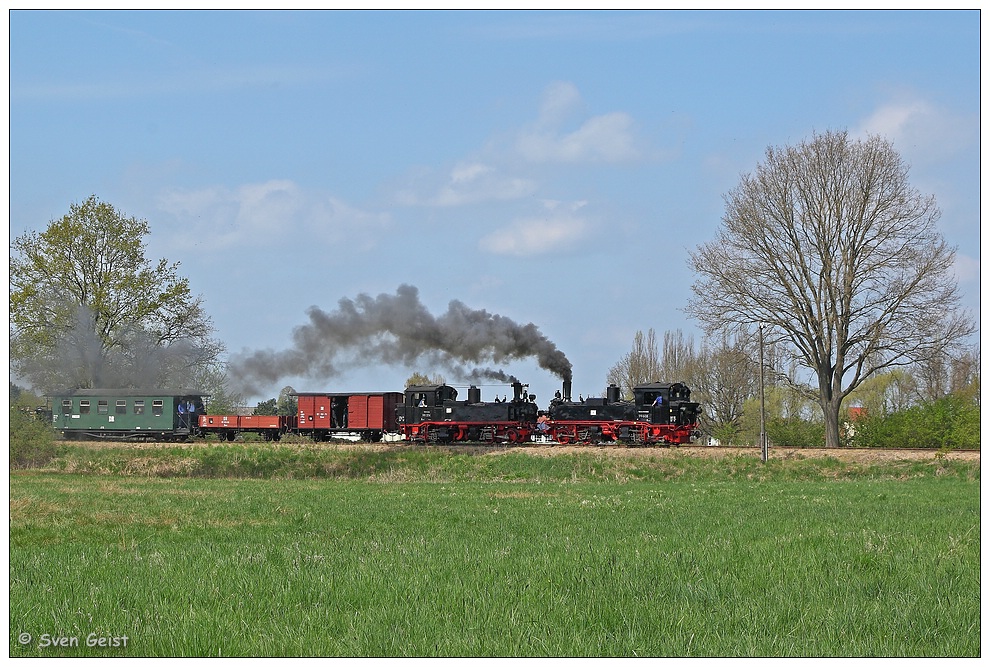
xmin=228 ymin=284 xmax=572 ymax=395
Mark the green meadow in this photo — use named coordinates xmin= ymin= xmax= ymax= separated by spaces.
xmin=8 ymin=444 xmax=981 ymax=657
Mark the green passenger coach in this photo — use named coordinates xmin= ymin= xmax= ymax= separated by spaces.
xmin=51 ymin=389 xmax=209 ymax=441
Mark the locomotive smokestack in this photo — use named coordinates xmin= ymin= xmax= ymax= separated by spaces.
xmin=512 ymin=381 xmax=523 ymax=402
xmin=563 ymin=380 xmax=572 ymax=402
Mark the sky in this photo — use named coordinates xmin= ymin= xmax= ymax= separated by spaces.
xmin=8 ymin=9 xmax=982 ymax=406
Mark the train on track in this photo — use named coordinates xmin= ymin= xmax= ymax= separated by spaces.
xmin=50 ymin=378 xmax=701 ymax=446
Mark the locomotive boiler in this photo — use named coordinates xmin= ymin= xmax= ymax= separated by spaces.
xmin=396 ymin=381 xmax=538 ymax=443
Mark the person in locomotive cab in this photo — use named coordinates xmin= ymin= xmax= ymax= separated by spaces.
xmin=536 ymin=413 xmax=550 ymax=432
xmin=653 ymin=394 xmax=663 ymax=407
xmin=418 ymin=396 xmax=426 ymax=408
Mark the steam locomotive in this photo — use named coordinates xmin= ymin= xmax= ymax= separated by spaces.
xmin=50 ymin=378 xmax=701 ymax=446
xmin=396 ymin=379 xmax=700 ymax=445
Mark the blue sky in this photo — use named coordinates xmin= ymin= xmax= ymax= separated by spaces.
xmin=9 ymin=9 xmax=982 ymax=404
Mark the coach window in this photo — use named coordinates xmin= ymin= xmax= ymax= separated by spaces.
xmin=79 ymin=400 xmax=91 ymax=415
xmin=152 ymin=400 xmax=164 ymax=417
xmin=134 ymin=400 xmax=145 ymax=415
xmin=98 ymin=400 xmax=109 ymax=414
xmin=116 ymin=400 xmax=127 ymax=415
xmin=62 ymin=399 xmax=72 ymax=415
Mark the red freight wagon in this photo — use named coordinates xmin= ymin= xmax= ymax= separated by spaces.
xmin=200 ymin=414 xmax=237 ymax=429
xmin=239 ymin=415 xmax=285 ymax=430
xmin=199 ymin=414 xmax=239 ymax=440
xmin=293 ymin=391 xmax=403 ymax=442
xmin=199 ymin=414 xmax=295 ymax=441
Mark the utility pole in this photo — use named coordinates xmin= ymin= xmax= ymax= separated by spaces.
xmin=759 ymin=324 xmax=768 ymax=463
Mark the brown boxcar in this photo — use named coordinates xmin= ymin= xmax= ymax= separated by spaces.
xmin=293 ymin=391 xmax=403 ymax=442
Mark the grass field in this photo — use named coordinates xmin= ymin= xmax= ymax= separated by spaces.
xmin=8 ymin=443 xmax=981 ymax=656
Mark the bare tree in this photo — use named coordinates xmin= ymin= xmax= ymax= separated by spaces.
xmin=657 ymin=329 xmax=696 ymax=385
xmin=606 ymin=329 xmax=663 ymax=398
xmin=691 ymin=333 xmax=758 ymax=444
xmin=687 ymin=130 xmax=974 ymax=448
xmin=913 ymin=346 xmax=981 ymax=404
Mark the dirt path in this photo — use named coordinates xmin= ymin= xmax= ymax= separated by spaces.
xmin=472 ymin=444 xmax=979 ymax=463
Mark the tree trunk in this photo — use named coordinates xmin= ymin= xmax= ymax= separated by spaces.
xmin=822 ymin=400 xmax=842 ymax=448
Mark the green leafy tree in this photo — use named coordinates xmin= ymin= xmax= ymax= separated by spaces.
xmin=845 ymin=369 xmax=917 ymax=418
xmin=254 ymin=399 xmax=278 ymax=416
xmin=688 ymin=130 xmax=975 ymax=448
xmin=276 ymin=386 xmax=298 ymax=416
xmin=253 ymin=388 xmax=298 ymax=416
xmin=739 ymin=382 xmax=824 ymax=448
xmin=10 ymin=196 xmax=223 ymax=392
xmin=191 ymin=363 xmax=243 ymax=415
xmin=9 ymin=401 xmax=57 ymax=469
xmin=405 ymin=372 xmax=446 ymax=387
xmin=852 ymin=395 xmax=979 ymax=450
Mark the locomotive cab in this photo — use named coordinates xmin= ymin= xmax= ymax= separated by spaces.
xmin=633 ymin=382 xmax=700 ymax=427
xmin=398 ymin=384 xmax=459 ymax=426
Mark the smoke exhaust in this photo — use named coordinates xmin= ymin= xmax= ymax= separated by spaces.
xmin=228 ymin=284 xmax=572 ymax=396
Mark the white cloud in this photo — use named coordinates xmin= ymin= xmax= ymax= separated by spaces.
xmin=479 ymin=200 xmax=592 ymax=257
xmin=156 ymin=180 xmax=389 ymax=251
xmin=392 ymin=81 xmax=644 ymax=209
xmin=951 ymin=253 xmax=980 ymax=284
xmin=517 ymin=110 xmax=640 ymax=164
xmin=537 ymin=81 xmax=583 ymax=126
xmin=513 ymin=81 xmax=643 ymax=164
xmin=852 ymin=96 xmax=976 ymax=164
xmin=857 ymin=100 xmax=932 ymax=138
xmin=450 ymin=162 xmax=493 ymax=184
xmin=396 ymin=161 xmax=537 ymax=207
